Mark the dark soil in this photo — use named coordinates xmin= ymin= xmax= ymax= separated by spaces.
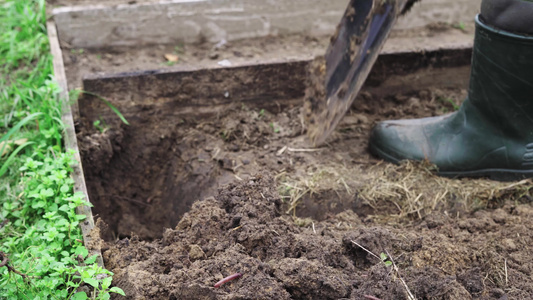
xmin=78 ymin=74 xmax=469 ymax=240
xmin=67 ymin=2 xmax=533 ymax=297
xmin=103 ymin=175 xmax=533 ymax=299
xmin=77 ymin=75 xmax=533 ymax=299
xmin=76 ymin=60 xmax=533 ymax=298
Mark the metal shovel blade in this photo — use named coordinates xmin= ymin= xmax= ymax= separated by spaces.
xmin=305 ymin=0 xmax=412 ymax=145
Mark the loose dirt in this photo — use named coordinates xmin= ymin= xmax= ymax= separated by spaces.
xmin=78 ymin=68 xmax=470 ymax=240
xmin=65 ymin=1 xmax=533 ymax=298
xmin=78 ymin=79 xmax=533 ymax=299
xmin=102 ymin=175 xmax=533 ymax=299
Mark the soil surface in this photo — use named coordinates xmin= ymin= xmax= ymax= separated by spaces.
xmin=78 ymin=63 xmax=472 ymax=241
xmin=61 ymin=1 xmax=533 ymax=299
xmin=103 ymin=176 xmax=533 ymax=300
xmin=78 ymin=77 xmax=533 ymax=299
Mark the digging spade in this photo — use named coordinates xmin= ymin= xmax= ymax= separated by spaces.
xmin=305 ymin=0 xmax=419 ymax=145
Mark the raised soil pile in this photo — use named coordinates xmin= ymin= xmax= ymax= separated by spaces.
xmin=103 ymin=175 xmax=533 ymax=299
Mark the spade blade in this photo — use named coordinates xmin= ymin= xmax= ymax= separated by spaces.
xmin=305 ymin=0 xmax=413 ymax=146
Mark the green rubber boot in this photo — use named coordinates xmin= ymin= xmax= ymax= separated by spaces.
xmin=368 ymin=15 xmax=533 ymax=181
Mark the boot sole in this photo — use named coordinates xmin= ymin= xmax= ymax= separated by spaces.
xmin=370 ymin=145 xmax=533 ymax=182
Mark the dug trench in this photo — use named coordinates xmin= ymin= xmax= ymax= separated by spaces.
xmin=77 ymin=51 xmax=533 ymax=299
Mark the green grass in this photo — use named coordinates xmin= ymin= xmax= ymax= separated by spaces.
xmin=0 ymin=0 xmax=124 ymax=299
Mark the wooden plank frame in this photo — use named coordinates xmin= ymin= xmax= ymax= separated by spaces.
xmin=52 ymin=0 xmax=347 ymax=48
xmin=49 ymin=0 xmax=477 ymax=265
xmin=47 ymin=21 xmax=104 ymax=267
xmin=51 ymin=0 xmax=481 ymax=49
xmin=78 ymin=46 xmax=473 ymax=124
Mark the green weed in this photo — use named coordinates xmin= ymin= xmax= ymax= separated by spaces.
xmin=270 ymin=122 xmax=280 ymax=133
xmin=0 ymin=0 xmax=123 ymax=298
xmin=174 ymin=44 xmax=185 ymax=55
xmin=380 ymin=252 xmax=393 ymax=267
xmin=452 ymin=22 xmax=467 ymax=32
xmin=76 ymin=91 xmax=129 ymax=126
xmin=93 ymin=119 xmax=108 ymax=133
xmin=438 ymin=96 xmax=460 ymax=112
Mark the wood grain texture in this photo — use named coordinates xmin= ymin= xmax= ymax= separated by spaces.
xmin=78 ymin=46 xmax=472 ymax=125
xmin=52 ymin=0 xmax=481 ymax=49
xmin=47 ymin=21 xmax=104 ymax=267
xmin=53 ymin=0 xmax=347 ymax=48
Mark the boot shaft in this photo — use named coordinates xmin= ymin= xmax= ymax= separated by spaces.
xmin=468 ymin=15 xmax=533 ymax=140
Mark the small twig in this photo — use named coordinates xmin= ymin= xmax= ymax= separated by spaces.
xmin=7 ymin=265 xmax=29 ymax=279
xmin=0 ymin=251 xmax=31 ymax=281
xmin=287 ymin=147 xmax=325 ymax=152
xmin=276 ymin=146 xmax=288 ymax=156
xmin=364 ymin=295 xmax=383 ymax=300
xmin=504 ymin=258 xmax=508 ymax=286
xmin=352 ymin=159 xmax=380 ymax=165
xmin=68 ymin=223 xmax=72 ymax=246
xmin=339 ymin=177 xmax=353 ymax=194
xmin=0 ymin=252 xmax=8 ymax=268
xmin=349 ymin=242 xmax=416 ymax=300
xmin=350 ymin=240 xmax=381 ymax=261
xmin=312 ymin=222 xmax=316 ymax=234
xmin=230 ymin=225 xmax=243 ymax=232
xmin=385 ymin=249 xmax=416 ymax=300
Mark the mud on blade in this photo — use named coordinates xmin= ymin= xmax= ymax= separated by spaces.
xmin=304 ymin=0 xmax=414 ymax=146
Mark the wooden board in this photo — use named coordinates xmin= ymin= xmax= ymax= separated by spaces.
xmin=78 ymin=46 xmax=472 ymax=124
xmin=52 ymin=0 xmax=481 ymax=49
xmin=47 ymin=21 xmax=104 ymax=267
xmin=53 ymin=0 xmax=347 ymax=48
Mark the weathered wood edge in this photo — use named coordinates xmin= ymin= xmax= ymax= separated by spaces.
xmin=76 ymin=44 xmax=472 ymax=129
xmin=47 ymin=21 xmax=104 ymax=267
xmin=51 ymin=0 xmax=480 ymax=49
xmin=52 ymin=0 xmax=346 ymax=48
xmin=81 ymin=45 xmax=473 ymax=101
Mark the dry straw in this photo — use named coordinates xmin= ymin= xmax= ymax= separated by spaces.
xmin=278 ymin=160 xmax=533 ymax=219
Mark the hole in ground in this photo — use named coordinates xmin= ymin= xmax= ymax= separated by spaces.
xmin=81 ymin=119 xmax=231 ymax=240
